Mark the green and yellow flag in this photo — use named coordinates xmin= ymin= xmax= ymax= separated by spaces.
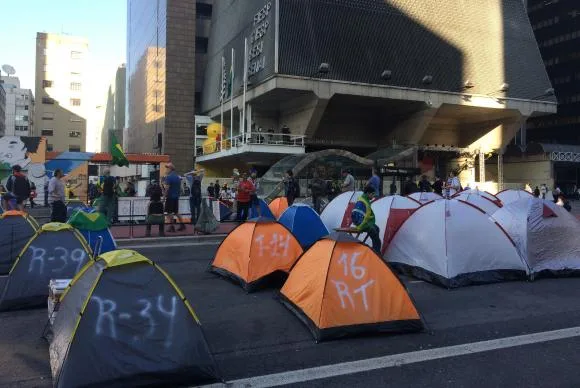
xmin=110 ymin=133 xmax=129 ymax=167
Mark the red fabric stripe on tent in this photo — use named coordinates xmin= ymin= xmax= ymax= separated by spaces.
xmin=542 ymin=204 xmax=558 ymax=218
xmin=381 ymin=208 xmax=415 ymax=255
xmin=340 ymin=203 xmax=356 ymax=228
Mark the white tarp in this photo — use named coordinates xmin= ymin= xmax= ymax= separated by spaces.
xmin=453 ymin=192 xmax=501 ymax=215
xmin=492 ymin=198 xmax=580 ymax=276
xmin=320 ymin=191 xmax=362 ymax=231
xmin=386 ymin=199 xmax=528 ymax=286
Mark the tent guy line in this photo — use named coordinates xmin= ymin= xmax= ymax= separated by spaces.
xmin=197 ymin=326 xmax=580 ymax=388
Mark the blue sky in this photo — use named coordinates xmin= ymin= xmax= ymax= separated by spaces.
xmin=0 ymin=0 xmax=126 ymax=91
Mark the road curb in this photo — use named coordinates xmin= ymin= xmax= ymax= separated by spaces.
xmin=116 ymin=234 xmax=227 ymax=246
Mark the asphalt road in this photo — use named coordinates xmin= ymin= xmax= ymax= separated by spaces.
xmin=2 ymin=240 xmax=580 ymax=387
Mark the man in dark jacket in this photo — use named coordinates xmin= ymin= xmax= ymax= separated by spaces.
xmin=99 ymin=170 xmax=116 ymax=224
xmin=6 ymin=165 xmax=31 ymax=211
xmin=309 ymin=171 xmax=326 ymax=214
xmin=418 ymin=175 xmax=432 ymax=192
xmin=432 ymin=176 xmax=444 ymax=196
xmin=403 ymin=177 xmax=418 ymax=196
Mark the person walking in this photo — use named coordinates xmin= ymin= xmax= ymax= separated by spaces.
xmin=48 ymin=169 xmax=67 ymax=222
xmin=352 ymin=185 xmax=382 ymax=254
xmin=236 ymin=173 xmax=254 ymax=221
xmin=145 ymin=179 xmax=165 ymax=238
xmin=6 ymin=165 xmax=31 ymax=211
xmin=163 ymin=163 xmax=186 ymax=232
xmin=389 ymin=178 xmax=398 ymax=195
xmin=99 ymin=170 xmax=116 ymax=224
xmin=367 ymin=168 xmax=381 ymax=197
xmin=185 ymin=168 xmax=204 ymax=224
xmin=341 ymin=169 xmax=355 ymax=192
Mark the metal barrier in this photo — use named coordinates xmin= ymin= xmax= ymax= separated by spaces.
xmin=195 ymin=132 xmax=305 ymax=156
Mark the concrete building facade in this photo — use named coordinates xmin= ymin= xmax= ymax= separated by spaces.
xmin=125 ymin=0 xmax=213 ymax=173
xmin=0 ymin=76 xmax=34 ymax=137
xmin=101 ymin=64 xmax=126 ymax=152
xmin=0 ymin=83 xmax=5 ymax=136
xmin=34 ymin=32 xmax=89 ymax=152
xmin=200 ymin=0 xmax=556 ymax=190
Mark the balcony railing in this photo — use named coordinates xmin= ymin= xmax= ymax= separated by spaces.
xmin=195 ymin=132 xmax=305 ymax=157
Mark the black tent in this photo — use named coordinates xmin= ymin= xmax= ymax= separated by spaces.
xmin=49 ymin=249 xmax=220 ymax=387
xmin=0 ymin=222 xmax=92 ymax=311
xmin=0 ymin=211 xmax=38 ymax=275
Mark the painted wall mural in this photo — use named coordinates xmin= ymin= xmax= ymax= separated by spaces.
xmin=0 ymin=136 xmax=47 ymax=191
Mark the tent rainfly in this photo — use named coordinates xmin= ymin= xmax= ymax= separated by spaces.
xmin=269 ymin=197 xmax=289 ymax=219
xmin=0 ymin=223 xmax=92 ymax=311
xmin=0 ymin=211 xmax=39 ymax=275
xmin=407 ymin=192 xmax=442 ymax=204
xmin=49 ymin=250 xmax=220 ymax=387
xmin=385 ymin=199 xmax=529 ymax=288
xmin=281 ymin=233 xmax=423 ymax=341
xmin=492 ymin=198 xmax=580 ymax=278
xmin=320 ymin=191 xmax=362 ymax=231
xmin=370 ymin=195 xmax=420 ymax=254
xmin=496 ymin=189 xmax=533 ymax=206
xmin=210 ymin=218 xmax=303 ymax=291
xmin=278 ymin=204 xmax=329 ymax=248
xmin=452 ymin=191 xmax=501 ymax=215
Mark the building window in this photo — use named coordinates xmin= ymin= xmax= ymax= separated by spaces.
xmin=70 ymin=116 xmax=83 ymax=122
xmin=42 ymin=80 xmax=53 ymax=88
xmin=42 ymin=97 xmax=55 ymax=104
xmin=70 ymin=98 xmax=81 ymax=106
xmin=43 ymin=112 xmax=55 ymax=120
xmin=70 ymin=82 xmax=82 ymax=91
xmin=15 ymin=126 xmax=28 ymax=132
xmin=15 ymin=115 xmax=29 ymax=122
xmin=195 ymin=37 xmax=209 ymax=54
xmin=41 ymin=129 xmax=54 ymax=136
xmin=69 ymin=145 xmax=81 ymax=152
xmin=47 ymin=144 xmax=54 ymax=152
xmin=24 ymin=105 xmax=29 ymax=110
xmin=196 ymin=2 xmax=213 ymax=19
xmin=71 ymin=51 xmax=83 ymax=59
xmin=69 ymin=130 xmax=82 ymax=138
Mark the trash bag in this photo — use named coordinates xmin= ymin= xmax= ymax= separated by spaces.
xmin=196 ymin=198 xmax=219 ymax=233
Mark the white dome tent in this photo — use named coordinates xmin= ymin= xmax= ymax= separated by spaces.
xmin=368 ymin=195 xmax=420 ymax=254
xmin=407 ymin=192 xmax=442 ymax=204
xmin=320 ymin=191 xmax=362 ymax=231
xmin=454 ymin=189 xmax=500 ymax=204
xmin=492 ymin=198 xmax=580 ymax=278
xmin=453 ymin=191 xmax=501 ymax=215
xmin=385 ymin=199 xmax=529 ymax=288
xmin=496 ymin=189 xmax=533 ymax=205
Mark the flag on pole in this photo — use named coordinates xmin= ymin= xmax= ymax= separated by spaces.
xmin=230 ymin=48 xmax=235 ymax=141
xmin=110 ymin=132 xmax=129 ymax=167
xmin=220 ymin=56 xmax=227 ymax=102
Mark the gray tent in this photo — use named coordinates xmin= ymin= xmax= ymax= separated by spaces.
xmin=49 ymin=249 xmax=220 ymax=387
xmin=0 ymin=211 xmax=38 ymax=275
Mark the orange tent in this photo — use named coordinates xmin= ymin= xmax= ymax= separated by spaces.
xmin=280 ymin=233 xmax=423 ymax=341
xmin=268 ymin=197 xmax=289 ymax=219
xmin=210 ymin=218 xmax=303 ymax=291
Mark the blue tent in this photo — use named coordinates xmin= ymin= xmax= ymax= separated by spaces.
xmin=278 ymin=205 xmax=329 ymax=248
xmin=249 ymin=198 xmax=275 ymax=219
xmin=218 ymin=201 xmax=234 ymax=221
xmin=68 ymin=211 xmax=117 ymax=255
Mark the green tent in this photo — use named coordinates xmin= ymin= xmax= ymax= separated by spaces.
xmin=49 ymin=250 xmax=220 ymax=387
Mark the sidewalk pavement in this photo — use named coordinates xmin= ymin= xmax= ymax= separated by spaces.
xmin=110 ymin=222 xmax=238 ymax=239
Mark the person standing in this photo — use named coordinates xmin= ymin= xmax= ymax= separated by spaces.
xmin=236 ymin=173 xmax=254 ymax=221
xmin=214 ymin=180 xmax=221 ymax=200
xmin=163 ymin=163 xmax=186 ymax=232
xmin=418 ymin=175 xmax=432 ymax=192
xmin=352 ymin=185 xmax=382 ymax=254
xmin=284 ymin=170 xmax=299 ymax=206
xmin=99 ymin=170 xmax=116 ymax=224
xmin=248 ymin=170 xmax=261 ymax=217
xmin=533 ymin=186 xmax=541 ymax=198
xmin=389 ymin=178 xmax=398 ymax=195
xmin=367 ymin=168 xmax=381 ymax=197
xmin=445 ymin=171 xmax=461 ymax=198
xmin=540 ymin=183 xmax=548 ymax=200
xmin=185 ymin=168 xmax=204 ymax=225
xmin=44 ymin=179 xmax=49 ymax=207
xmin=48 ymin=169 xmax=67 ymax=222
xmin=341 ymin=169 xmax=355 ymax=192
xmin=6 ymin=165 xmax=31 ymax=211
xmin=403 ymin=176 xmax=418 ymax=196
xmin=29 ymin=182 xmax=37 ymax=208
xmin=432 ymin=176 xmax=444 ymax=196
xmin=309 ymin=171 xmax=326 ymax=214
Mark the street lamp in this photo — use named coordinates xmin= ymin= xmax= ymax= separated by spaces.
xmin=381 ymin=70 xmax=392 ymax=80
xmin=422 ymin=75 xmax=433 ymax=85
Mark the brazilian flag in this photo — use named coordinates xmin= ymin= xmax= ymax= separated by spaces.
xmin=110 ymin=133 xmax=129 ymax=167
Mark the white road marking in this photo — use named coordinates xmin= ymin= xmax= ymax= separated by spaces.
xmin=409 ymin=280 xmax=425 ymax=284
xmin=198 ymin=326 xmax=580 ymax=388
xmin=121 ymin=241 xmax=221 ymax=250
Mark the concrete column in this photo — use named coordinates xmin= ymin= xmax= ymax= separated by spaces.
xmin=246 ymin=104 xmax=252 ymax=142
xmin=497 ymin=152 xmax=504 ymax=191
xmin=479 ymin=149 xmax=486 ymax=184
